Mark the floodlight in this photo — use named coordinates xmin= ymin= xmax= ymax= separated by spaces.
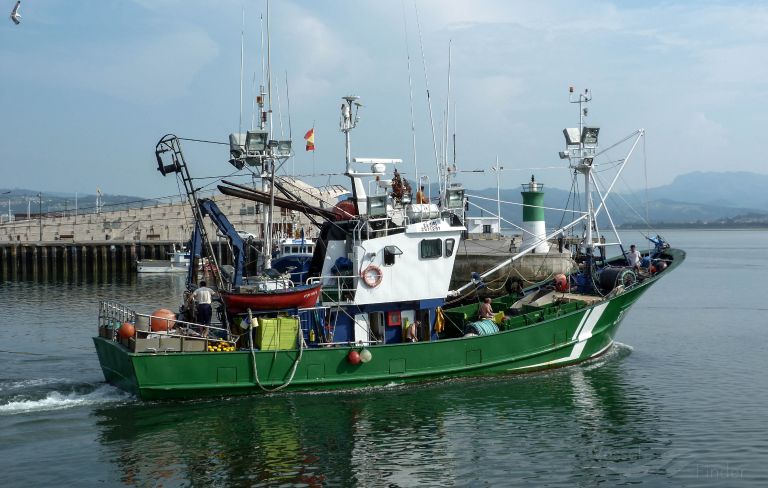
xmin=581 ymin=127 xmax=600 ymax=145
xmin=367 ymin=195 xmax=388 ymax=217
xmin=445 ymin=188 xmax=465 ymax=209
xmin=559 ymin=150 xmax=570 ymax=159
xmin=276 ymin=140 xmax=292 ymax=155
xmin=563 ymin=128 xmax=581 ymax=146
xmin=229 ymin=133 xmax=245 ymax=160
xmin=245 ymin=130 xmax=268 ymax=154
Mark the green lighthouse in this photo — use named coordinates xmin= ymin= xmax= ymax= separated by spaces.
xmin=521 ymin=175 xmax=549 ymax=253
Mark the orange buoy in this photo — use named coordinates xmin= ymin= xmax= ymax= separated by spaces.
xmin=118 ymin=322 xmax=135 ymax=339
xmin=150 ymin=308 xmax=176 ymax=332
xmin=333 ymin=199 xmax=357 ymax=221
xmin=554 ymin=273 xmax=569 ymax=293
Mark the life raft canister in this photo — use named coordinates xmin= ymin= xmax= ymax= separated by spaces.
xmin=361 ymin=265 xmax=383 ymax=288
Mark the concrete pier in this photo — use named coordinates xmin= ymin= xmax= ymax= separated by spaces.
xmin=451 ymin=237 xmax=576 ymax=294
xmin=0 ymin=240 xmax=263 ymax=282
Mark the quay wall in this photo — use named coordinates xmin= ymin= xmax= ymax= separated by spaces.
xmin=0 ymin=240 xmax=263 ymax=282
xmin=0 ymin=193 xmax=321 ymax=245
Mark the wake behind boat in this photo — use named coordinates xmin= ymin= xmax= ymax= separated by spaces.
xmin=93 ymin=91 xmax=684 ymax=400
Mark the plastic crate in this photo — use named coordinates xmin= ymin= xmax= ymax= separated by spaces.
xmin=257 ymin=317 xmax=298 ymax=350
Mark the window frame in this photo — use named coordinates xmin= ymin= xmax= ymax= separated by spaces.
xmin=420 ymin=238 xmax=443 ymax=259
xmin=445 ymin=238 xmax=456 ymax=257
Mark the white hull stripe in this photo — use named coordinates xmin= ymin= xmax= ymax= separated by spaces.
xmin=507 ymin=338 xmax=615 ymax=372
xmin=530 ymin=302 xmax=610 ymax=368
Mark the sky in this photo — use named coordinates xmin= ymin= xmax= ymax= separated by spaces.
xmin=1 ymin=0 xmax=767 ymax=200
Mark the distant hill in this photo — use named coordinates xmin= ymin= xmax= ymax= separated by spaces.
xmin=465 ymin=170 xmax=768 ymax=227
xmin=638 ymin=171 xmax=768 ymax=210
xmin=0 ymin=188 xmax=162 ymax=219
xmin=3 ymin=170 xmax=767 ymax=226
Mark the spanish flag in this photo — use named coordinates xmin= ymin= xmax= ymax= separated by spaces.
xmin=304 ymin=128 xmax=315 ymax=151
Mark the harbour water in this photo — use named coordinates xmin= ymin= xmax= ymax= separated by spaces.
xmin=1 ymin=229 xmax=766 ymax=486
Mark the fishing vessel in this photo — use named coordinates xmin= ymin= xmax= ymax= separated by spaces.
xmin=93 ymin=91 xmax=684 ymax=400
xmin=136 ymin=247 xmax=191 ymax=274
xmin=270 ymin=236 xmax=315 ymax=283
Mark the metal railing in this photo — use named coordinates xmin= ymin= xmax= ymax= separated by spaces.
xmin=240 ymin=276 xmax=295 ymax=292
xmin=98 ymin=300 xmax=234 ymax=353
xmin=307 ymin=275 xmax=358 ymax=304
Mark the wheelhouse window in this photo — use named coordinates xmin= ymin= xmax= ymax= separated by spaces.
xmin=445 ymin=238 xmax=455 ymax=257
xmin=384 ymin=245 xmax=403 ymax=266
xmin=420 ymin=239 xmax=442 ymax=259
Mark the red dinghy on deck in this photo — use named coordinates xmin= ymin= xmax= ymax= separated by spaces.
xmin=219 ymin=283 xmax=322 ymax=314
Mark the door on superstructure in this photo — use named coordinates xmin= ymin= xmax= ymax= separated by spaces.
xmin=353 ymin=313 xmax=371 ymax=344
xmin=369 ymin=312 xmax=385 ymax=345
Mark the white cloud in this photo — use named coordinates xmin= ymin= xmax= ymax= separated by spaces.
xmin=685 ymin=112 xmax=727 ymax=148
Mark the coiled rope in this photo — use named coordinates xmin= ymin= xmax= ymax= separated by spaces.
xmin=247 ymin=308 xmax=304 ymax=392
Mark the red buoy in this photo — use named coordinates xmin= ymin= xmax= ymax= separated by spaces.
xmin=150 ymin=309 xmax=176 ymax=332
xmin=554 ymin=273 xmax=569 ymax=293
xmin=118 ymin=322 xmax=135 ymax=339
xmin=347 ymin=350 xmax=361 ymax=365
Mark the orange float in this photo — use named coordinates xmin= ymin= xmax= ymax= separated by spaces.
xmin=150 ymin=308 xmax=176 ymax=332
xmin=118 ymin=322 xmax=135 ymax=339
xmin=332 ymin=199 xmax=357 ymax=221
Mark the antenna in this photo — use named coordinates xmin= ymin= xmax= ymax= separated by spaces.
xmin=276 ymin=74 xmax=285 ymax=139
xmin=445 ymin=40 xmax=452 ymax=182
xmin=401 ymin=0 xmax=419 ymax=184
xmin=285 ymin=71 xmax=292 ymax=141
xmin=239 ymin=7 xmax=245 ymax=136
xmin=250 ymin=72 xmax=257 ymax=130
xmin=415 ymin=2 xmax=441 ymax=195
xmin=453 ymin=101 xmax=457 ymax=171
xmin=266 ymin=0 xmax=273 ymax=138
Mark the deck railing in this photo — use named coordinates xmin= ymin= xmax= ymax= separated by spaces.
xmin=97 ymin=300 xmax=234 ymax=353
xmin=307 ymin=275 xmax=357 ymax=304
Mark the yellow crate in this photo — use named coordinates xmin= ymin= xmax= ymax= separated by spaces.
xmin=257 ymin=317 xmax=298 ymax=350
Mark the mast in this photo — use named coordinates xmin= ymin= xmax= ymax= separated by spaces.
xmin=564 ymin=86 xmax=599 ymax=287
xmin=341 ymin=95 xmax=365 ymax=214
xmin=444 ymin=40 xmax=452 ymax=189
xmin=263 ymin=0 xmax=275 ymax=270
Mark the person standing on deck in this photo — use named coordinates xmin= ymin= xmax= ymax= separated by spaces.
xmin=627 ymin=244 xmax=642 ymax=271
xmin=415 ymin=185 xmax=429 ymax=204
xmin=192 ymin=281 xmax=216 ymax=328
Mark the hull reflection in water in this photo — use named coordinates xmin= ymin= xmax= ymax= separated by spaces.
xmin=93 ymin=350 xmax=685 ymax=486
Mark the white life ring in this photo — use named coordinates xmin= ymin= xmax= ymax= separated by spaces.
xmin=361 ymin=265 xmax=383 ymax=288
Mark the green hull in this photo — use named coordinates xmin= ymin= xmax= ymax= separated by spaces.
xmin=94 ymin=249 xmax=684 ymax=400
